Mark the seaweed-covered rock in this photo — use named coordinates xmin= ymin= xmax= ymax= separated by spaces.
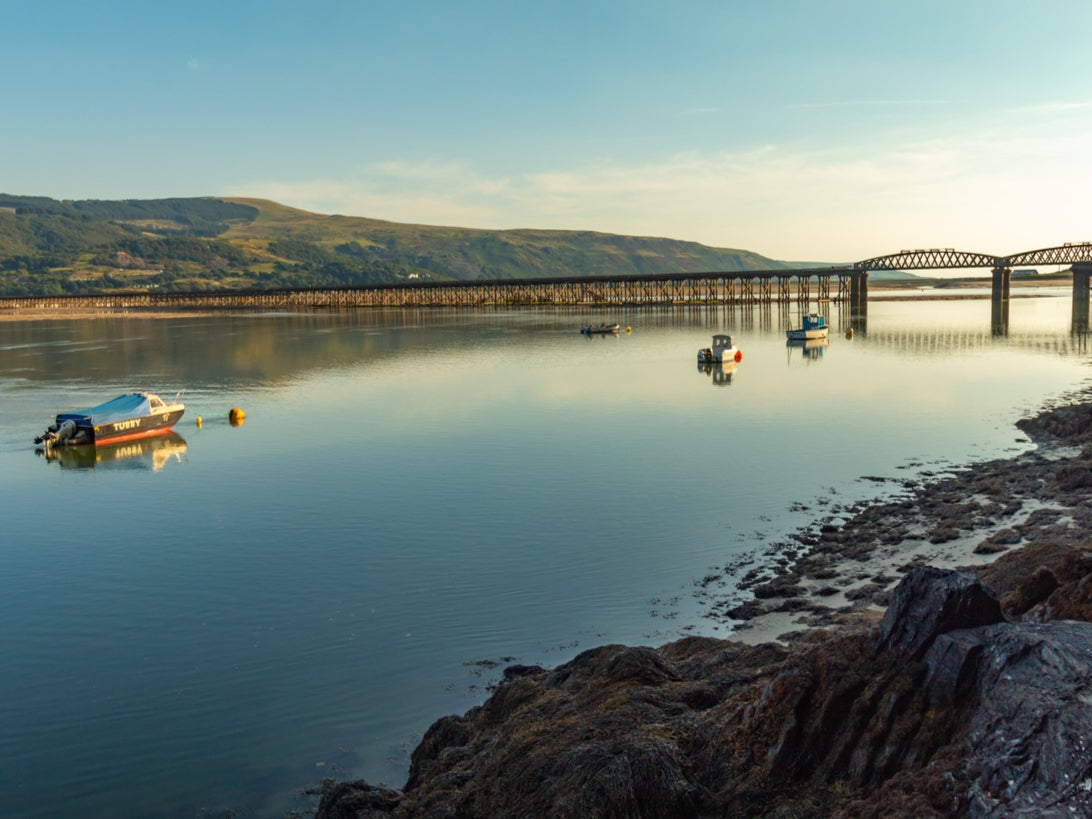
xmin=1017 ymin=401 xmax=1092 ymax=445
xmin=315 ymin=569 xmax=1092 ymax=818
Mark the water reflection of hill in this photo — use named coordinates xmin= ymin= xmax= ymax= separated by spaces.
xmin=1 ymin=312 xmax=417 ymax=387
xmin=1 ymin=306 xmax=797 ymax=387
xmin=37 ymin=432 xmax=187 ymax=470
xmin=4 ymin=309 xmax=738 ymax=387
xmin=3 ymin=303 xmax=1087 ymax=390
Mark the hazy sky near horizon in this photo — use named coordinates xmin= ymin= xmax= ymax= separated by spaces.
xmin=5 ymin=1 xmax=1092 ymax=263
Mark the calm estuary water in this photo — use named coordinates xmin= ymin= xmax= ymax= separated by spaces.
xmin=1 ymin=298 xmax=1089 ymax=818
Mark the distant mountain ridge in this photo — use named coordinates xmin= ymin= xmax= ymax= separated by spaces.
xmin=0 ymin=194 xmax=888 ymax=297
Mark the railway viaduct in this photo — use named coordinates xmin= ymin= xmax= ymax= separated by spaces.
xmin=3 ymin=243 xmax=1091 ymax=327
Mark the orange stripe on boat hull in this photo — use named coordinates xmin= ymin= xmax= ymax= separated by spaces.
xmin=93 ymin=425 xmax=177 ymax=446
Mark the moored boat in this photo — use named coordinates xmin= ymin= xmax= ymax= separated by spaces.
xmin=34 ymin=392 xmax=186 ymax=449
xmin=697 ymin=333 xmax=742 ymax=364
xmin=581 ymin=323 xmax=621 ymax=335
xmin=786 ymin=313 xmax=829 ymax=341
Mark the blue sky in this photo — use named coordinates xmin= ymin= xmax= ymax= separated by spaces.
xmin=5 ymin=0 xmax=1092 ymax=262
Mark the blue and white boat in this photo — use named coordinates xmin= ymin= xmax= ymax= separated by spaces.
xmin=786 ymin=313 xmax=829 ymax=341
xmin=34 ymin=392 xmax=186 ymax=449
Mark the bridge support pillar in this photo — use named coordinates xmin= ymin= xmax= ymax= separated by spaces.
xmin=849 ymin=271 xmax=868 ymax=315
xmin=991 ymin=266 xmax=1010 ymax=336
xmin=991 ymin=295 xmax=1009 ymax=336
xmin=991 ymin=266 xmax=1011 ymax=303
xmin=1072 ymin=263 xmax=1092 ymax=333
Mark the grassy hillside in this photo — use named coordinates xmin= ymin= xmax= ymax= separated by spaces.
xmin=0 ymin=194 xmax=801 ymax=296
xmin=220 ymin=197 xmax=792 ymax=280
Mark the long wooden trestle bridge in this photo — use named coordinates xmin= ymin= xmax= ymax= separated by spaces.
xmin=3 ymin=243 xmax=1092 ymax=320
xmin=0 ymin=269 xmax=868 ymax=311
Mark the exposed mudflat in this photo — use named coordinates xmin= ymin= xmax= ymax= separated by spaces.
xmin=705 ymin=391 xmax=1092 ymax=644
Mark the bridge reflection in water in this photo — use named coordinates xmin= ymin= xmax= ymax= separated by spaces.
xmin=755 ymin=301 xmax=1090 ymax=352
xmin=845 ymin=320 xmax=1090 ymax=357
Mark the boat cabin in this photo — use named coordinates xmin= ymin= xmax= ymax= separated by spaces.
xmin=698 ymin=333 xmax=742 ymax=364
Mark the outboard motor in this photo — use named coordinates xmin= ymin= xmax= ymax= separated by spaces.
xmin=34 ymin=419 xmax=77 ymax=448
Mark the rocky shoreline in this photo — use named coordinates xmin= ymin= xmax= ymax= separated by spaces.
xmin=315 ymin=393 xmax=1092 ymax=818
xmin=703 ymin=391 xmax=1092 ymax=644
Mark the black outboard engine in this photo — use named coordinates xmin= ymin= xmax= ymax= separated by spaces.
xmin=34 ymin=419 xmax=77 ymax=448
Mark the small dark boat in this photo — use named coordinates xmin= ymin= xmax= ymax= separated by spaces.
xmin=34 ymin=392 xmax=186 ymax=449
xmin=581 ymin=323 xmax=621 ymax=335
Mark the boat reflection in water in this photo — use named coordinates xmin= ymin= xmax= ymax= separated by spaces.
xmin=37 ymin=431 xmax=187 ymax=471
xmin=696 ymin=360 xmax=737 ymax=386
xmin=786 ymin=337 xmax=830 ymax=364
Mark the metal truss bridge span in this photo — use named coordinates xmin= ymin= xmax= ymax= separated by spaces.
xmin=854 ymin=242 xmax=1092 ymax=332
xmin=854 ymin=242 xmax=1092 ymax=273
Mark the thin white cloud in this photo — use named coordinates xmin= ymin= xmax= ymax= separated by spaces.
xmin=792 ymin=99 xmax=946 ymax=109
xmin=1008 ymin=101 xmax=1092 ymax=114
xmin=186 ymin=58 xmax=200 ymax=71
xmin=235 ymin=124 xmax=1092 ymax=261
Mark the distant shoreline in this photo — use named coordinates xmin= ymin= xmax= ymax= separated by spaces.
xmin=0 ymin=308 xmax=234 ymax=321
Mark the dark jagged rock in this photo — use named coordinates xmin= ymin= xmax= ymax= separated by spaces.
xmin=315 ymin=569 xmax=1092 ymax=818
xmin=981 ymin=540 xmax=1092 ymax=624
xmin=942 ymin=620 xmax=1092 ymax=816
xmin=1009 ymin=565 xmax=1060 ymax=615
xmin=1017 ymin=401 xmax=1092 ymax=445
xmin=876 ymin=566 xmax=1003 ymax=661
xmin=315 ymin=782 xmax=402 ymax=819
xmin=751 ymin=574 xmax=804 ymax=599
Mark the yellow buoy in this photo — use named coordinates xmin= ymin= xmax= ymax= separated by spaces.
xmin=228 ymin=407 xmax=246 ymax=427
xmin=625 ymin=326 xmax=632 ymax=333
xmin=845 ymin=328 xmax=854 ymax=340
xmin=195 ymin=416 xmax=202 ymax=427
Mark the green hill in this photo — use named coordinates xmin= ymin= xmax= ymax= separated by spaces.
xmin=0 ymin=194 xmax=801 ymax=296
